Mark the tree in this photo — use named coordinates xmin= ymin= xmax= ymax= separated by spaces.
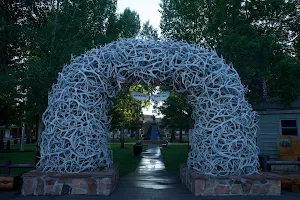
xmin=0 ymin=0 xmax=51 ymax=72
xmin=139 ymin=20 xmax=158 ymax=40
xmin=118 ymin=8 xmax=141 ymax=38
xmin=160 ymin=0 xmax=300 ymax=105
xmin=155 ymin=91 xmax=193 ymax=142
xmin=0 ymin=1 xmax=142 ymax=135
xmin=107 ymin=84 xmax=150 ymax=145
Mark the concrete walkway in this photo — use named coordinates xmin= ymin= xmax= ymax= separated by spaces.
xmin=2 ymin=145 xmax=300 ymax=199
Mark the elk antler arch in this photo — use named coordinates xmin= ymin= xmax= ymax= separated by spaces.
xmin=38 ymin=39 xmax=259 ymax=176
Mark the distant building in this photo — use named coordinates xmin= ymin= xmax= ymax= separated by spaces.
xmin=254 ymin=98 xmax=300 ymax=160
xmin=0 ymin=125 xmax=21 ymax=141
xmin=142 ymin=114 xmax=161 ymax=123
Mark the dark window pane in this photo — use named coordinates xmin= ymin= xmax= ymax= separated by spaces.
xmin=282 ymin=128 xmax=297 ymax=136
xmin=281 ymin=120 xmax=297 ymax=128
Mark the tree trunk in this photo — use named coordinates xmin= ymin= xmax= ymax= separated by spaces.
xmin=37 ymin=115 xmax=44 ymax=145
xmin=170 ymin=128 xmax=176 ymax=142
xmin=51 ymin=0 xmax=61 ymax=53
xmin=130 ymin=127 xmax=134 ymax=138
xmin=179 ymin=129 xmax=183 ymax=143
xmin=135 ymin=119 xmax=140 ymax=140
xmin=20 ymin=125 xmax=25 ymax=151
xmin=120 ymin=128 xmax=125 ymax=149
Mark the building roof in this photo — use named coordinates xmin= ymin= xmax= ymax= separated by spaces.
xmin=0 ymin=125 xmax=20 ymax=129
xmin=253 ymin=98 xmax=300 ymax=115
xmin=253 ymin=98 xmax=300 ymax=111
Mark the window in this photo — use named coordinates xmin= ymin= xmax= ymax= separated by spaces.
xmin=281 ymin=120 xmax=297 ymax=136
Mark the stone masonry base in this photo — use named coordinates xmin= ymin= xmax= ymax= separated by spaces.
xmin=180 ymin=164 xmax=281 ymax=196
xmin=21 ymin=164 xmax=119 ymax=196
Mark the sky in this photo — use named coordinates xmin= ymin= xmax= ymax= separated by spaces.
xmin=117 ymin=0 xmax=163 ymax=117
xmin=117 ymin=0 xmax=161 ymax=33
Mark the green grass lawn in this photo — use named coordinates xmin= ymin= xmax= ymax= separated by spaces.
xmin=109 ymin=137 xmax=140 ymax=143
xmin=161 ymin=145 xmax=188 ymax=174
xmin=0 ymin=143 xmax=144 ymax=177
xmin=110 ymin=143 xmax=145 ymax=176
xmin=9 ymin=144 xmax=37 ymax=151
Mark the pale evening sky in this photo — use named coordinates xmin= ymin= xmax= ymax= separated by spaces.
xmin=117 ymin=0 xmax=161 ymax=33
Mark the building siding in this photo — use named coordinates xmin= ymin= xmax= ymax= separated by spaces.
xmin=256 ymin=111 xmax=300 ymax=160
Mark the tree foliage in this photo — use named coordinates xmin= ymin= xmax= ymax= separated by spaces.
xmin=160 ymin=0 xmax=300 ymax=105
xmin=109 ymin=85 xmax=150 ymax=130
xmin=118 ymin=8 xmax=141 ymax=38
xmin=0 ymin=1 xmax=141 ymax=129
xmin=139 ymin=20 xmax=159 ymax=40
xmin=155 ymin=91 xmax=193 ymax=130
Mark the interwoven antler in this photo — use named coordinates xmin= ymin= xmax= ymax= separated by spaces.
xmin=38 ymin=39 xmax=259 ymax=175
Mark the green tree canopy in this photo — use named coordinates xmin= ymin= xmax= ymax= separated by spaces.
xmin=139 ymin=20 xmax=159 ymax=40
xmin=0 ymin=1 xmax=142 ymax=129
xmin=160 ymin=0 xmax=300 ymax=105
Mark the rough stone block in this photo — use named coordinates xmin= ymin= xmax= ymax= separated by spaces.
xmin=219 ymin=180 xmax=228 ymax=185
xmin=180 ymin=166 xmax=282 ymax=196
xmin=71 ymin=188 xmax=87 ymax=195
xmin=252 ymin=184 xmax=269 ymax=194
xmin=99 ymin=178 xmax=112 ymax=185
xmin=71 ymin=178 xmax=87 ymax=190
xmin=215 ymin=185 xmax=230 ymax=195
xmin=97 ymin=188 xmax=111 ymax=196
xmin=193 ymin=179 xmax=205 ymax=195
xmin=21 ymin=165 xmax=119 ymax=196
xmin=58 ymin=177 xmax=69 ymax=184
xmin=35 ymin=177 xmax=44 ymax=195
xmin=97 ymin=180 xmax=112 ymax=196
xmin=203 ymin=180 xmax=215 ymax=195
xmin=231 ymin=184 xmax=242 ymax=195
xmin=22 ymin=178 xmax=36 ymax=196
xmin=242 ymin=180 xmax=252 ymax=194
xmin=53 ymin=184 xmax=63 ymax=195
xmin=45 ymin=185 xmax=54 ymax=195
xmin=88 ymin=178 xmax=97 ymax=195
xmin=61 ymin=184 xmax=72 ymax=195
xmin=45 ymin=178 xmax=55 ymax=185
xmin=268 ymin=181 xmax=281 ymax=195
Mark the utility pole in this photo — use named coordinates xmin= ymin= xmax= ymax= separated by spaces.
xmin=20 ymin=124 xmax=25 ymax=151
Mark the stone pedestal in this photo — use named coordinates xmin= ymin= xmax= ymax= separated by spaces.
xmin=180 ymin=164 xmax=281 ymax=196
xmin=22 ymin=164 xmax=119 ymax=196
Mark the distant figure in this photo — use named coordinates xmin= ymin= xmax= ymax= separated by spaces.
xmin=151 ymin=115 xmax=156 ymax=122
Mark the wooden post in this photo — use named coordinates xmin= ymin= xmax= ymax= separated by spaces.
xmin=4 ymin=161 xmax=11 ymax=175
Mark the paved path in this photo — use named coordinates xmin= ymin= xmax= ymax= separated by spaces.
xmin=2 ymin=145 xmax=300 ymax=199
